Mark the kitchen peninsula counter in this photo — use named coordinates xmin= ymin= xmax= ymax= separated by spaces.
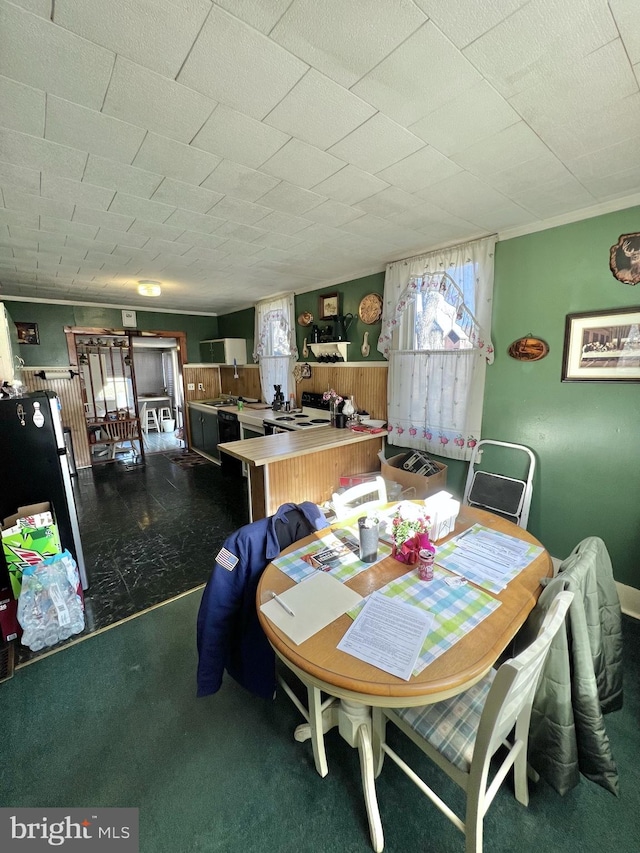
xmin=219 ymin=427 xmax=385 ymax=522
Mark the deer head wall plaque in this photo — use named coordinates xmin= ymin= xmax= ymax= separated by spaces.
xmin=610 ymin=232 xmax=640 ymax=285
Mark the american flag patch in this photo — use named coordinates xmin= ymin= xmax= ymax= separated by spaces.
xmin=216 ymin=547 xmax=239 ymax=571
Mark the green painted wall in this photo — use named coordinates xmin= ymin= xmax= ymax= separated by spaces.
xmin=485 ymin=207 xmax=640 ymax=588
xmin=4 ymin=301 xmax=218 ymax=364
xmin=217 ymin=307 xmax=255 ymax=360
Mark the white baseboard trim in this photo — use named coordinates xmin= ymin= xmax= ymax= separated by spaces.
xmin=616 ymin=582 xmax=640 ymax=621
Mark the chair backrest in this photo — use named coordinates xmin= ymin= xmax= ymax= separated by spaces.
xmin=332 ymin=476 xmax=387 ymax=521
xmin=478 ymin=590 xmax=573 ymax=758
xmin=462 ymin=439 xmax=535 ymax=528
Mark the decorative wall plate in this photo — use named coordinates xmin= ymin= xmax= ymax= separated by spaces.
xmin=507 ymin=335 xmax=549 ymax=362
xmin=297 ymin=312 xmax=313 ymax=326
xmin=358 ymin=293 xmax=383 ymax=324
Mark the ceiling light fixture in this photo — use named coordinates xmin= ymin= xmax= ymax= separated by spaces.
xmin=137 ymin=280 xmax=162 ymax=297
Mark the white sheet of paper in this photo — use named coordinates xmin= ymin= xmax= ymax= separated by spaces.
xmin=337 ymin=592 xmax=433 ymax=680
xmin=260 ymin=571 xmax=363 ymax=645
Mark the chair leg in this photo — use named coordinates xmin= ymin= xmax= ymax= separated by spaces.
xmin=465 ymin=763 xmax=491 ymax=853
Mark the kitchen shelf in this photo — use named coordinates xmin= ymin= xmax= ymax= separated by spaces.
xmin=308 ymin=342 xmax=350 ymax=361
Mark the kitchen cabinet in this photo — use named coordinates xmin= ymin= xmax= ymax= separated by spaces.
xmin=199 ymin=338 xmax=247 ymax=365
xmin=188 ymin=403 xmax=220 ymax=462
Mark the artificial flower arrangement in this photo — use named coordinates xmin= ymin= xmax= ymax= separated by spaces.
xmin=390 ymin=501 xmax=433 ymax=565
xmin=322 ymin=388 xmax=343 ymax=406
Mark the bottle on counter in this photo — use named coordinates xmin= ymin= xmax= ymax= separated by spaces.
xmin=237 ymin=396 xmax=244 ymax=411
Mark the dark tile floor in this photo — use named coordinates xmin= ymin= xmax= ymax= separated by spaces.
xmin=16 ymin=451 xmax=249 ymax=665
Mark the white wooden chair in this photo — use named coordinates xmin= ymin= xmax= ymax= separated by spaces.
xmin=371 ymin=590 xmax=573 ymax=853
xmin=332 ymin=476 xmax=387 ymax=521
xmin=462 ymin=440 xmax=535 ymax=529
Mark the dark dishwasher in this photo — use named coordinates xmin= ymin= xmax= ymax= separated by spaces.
xmin=217 ymin=410 xmax=242 ymax=475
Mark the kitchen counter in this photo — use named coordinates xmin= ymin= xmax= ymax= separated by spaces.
xmin=218 ymin=426 xmax=385 ymax=522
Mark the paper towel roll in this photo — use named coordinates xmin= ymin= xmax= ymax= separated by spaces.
xmin=36 ymin=370 xmax=73 ymax=380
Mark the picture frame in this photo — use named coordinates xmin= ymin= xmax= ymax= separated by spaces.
xmin=15 ymin=322 xmax=40 ymax=345
xmin=561 ymin=307 xmax=640 ymax=382
xmin=319 ymin=292 xmax=339 ymax=320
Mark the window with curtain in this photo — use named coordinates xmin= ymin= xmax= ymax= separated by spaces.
xmin=377 ymin=237 xmax=495 ymax=461
xmin=253 ymin=293 xmax=298 ymax=404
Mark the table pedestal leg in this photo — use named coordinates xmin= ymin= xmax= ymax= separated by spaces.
xmin=340 ymin=699 xmax=384 ymax=853
xmin=293 ymin=688 xmax=340 ymax=777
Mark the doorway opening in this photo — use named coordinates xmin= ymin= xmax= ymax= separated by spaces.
xmin=64 ymin=326 xmax=187 ymax=467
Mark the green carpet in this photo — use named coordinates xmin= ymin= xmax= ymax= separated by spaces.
xmin=1 ymin=591 xmax=639 ymax=853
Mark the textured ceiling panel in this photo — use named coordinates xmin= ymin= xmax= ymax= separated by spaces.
xmin=0 ymin=0 xmax=638 ymax=314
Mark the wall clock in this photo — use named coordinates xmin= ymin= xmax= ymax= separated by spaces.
xmin=358 ymin=293 xmax=383 ymax=324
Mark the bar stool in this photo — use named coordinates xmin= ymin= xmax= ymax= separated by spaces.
xmin=141 ymin=403 xmax=160 ymax=433
xmin=158 ymin=405 xmax=172 ymax=424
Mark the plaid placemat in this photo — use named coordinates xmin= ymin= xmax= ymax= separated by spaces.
xmin=348 ymin=567 xmax=501 ymax=676
xmin=435 ymin=524 xmax=544 ymax=594
xmin=272 ymin=527 xmax=393 ymax=584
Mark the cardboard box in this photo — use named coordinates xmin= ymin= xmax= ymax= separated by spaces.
xmin=381 ymin=453 xmax=447 ymax=499
xmin=1 ymin=503 xmax=62 ymax=598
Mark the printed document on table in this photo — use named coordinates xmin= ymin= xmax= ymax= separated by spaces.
xmin=260 ymin=571 xmax=362 ymax=645
xmin=337 ymin=592 xmax=433 ymax=680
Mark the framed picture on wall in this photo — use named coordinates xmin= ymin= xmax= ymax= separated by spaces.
xmin=319 ymin=292 xmax=339 ymax=320
xmin=562 ymin=307 xmax=640 ymax=382
xmin=15 ymin=322 xmax=40 ymax=345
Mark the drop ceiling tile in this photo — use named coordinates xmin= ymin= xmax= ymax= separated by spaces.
xmin=1 ymin=1 xmax=115 ymax=109
xmin=537 ymin=93 xmax=640 ymax=162
xmin=452 ymin=122 xmax=549 ymax=178
xmin=611 ymin=0 xmax=640 ymax=64
xmin=260 ymin=139 xmax=346 ymax=189
xmin=251 ymin=231 xmax=307 ymax=250
xmin=484 ymin=152 xmax=572 ymax=196
xmin=94 ymin=228 xmax=148 ymax=249
xmin=201 ymin=160 xmax=281 ymax=202
xmin=150 ymin=178 xmax=223 ymax=214
xmin=192 ymin=104 xmax=290 ymax=170
xmin=409 ymin=80 xmax=520 ymax=156
xmin=127 ymin=219 xmax=186 ymax=241
xmin=328 ymin=114 xmax=425 ymax=175
xmin=108 ymin=192 xmax=176 ymax=224
xmin=0 ymin=207 xmax=40 ymax=229
xmin=417 ymin=171 xmax=511 ymax=218
xmin=510 ymin=176 xmax=596 ymax=217
xmin=82 ymin=155 xmax=164 ymax=200
xmin=2 ymin=187 xmax=74 ymax=220
xmin=72 ymin=206 xmax=134 ymax=231
xmin=254 ymin=210 xmax=313 ymax=235
xmin=510 ymin=40 xmax=637 ymax=130
xmin=376 ymin=146 xmax=462 ymax=193
xmin=11 ymin=0 xmax=51 ymax=18
xmin=462 ymin=203 xmax=533 ymax=232
xmin=101 ymin=57 xmax=217 ymax=146
xmin=302 ymin=199 xmax=365 ymax=227
xmin=213 ymin=222 xmax=268 ymax=243
xmin=177 ymin=5 xmax=307 ymax=120
xmin=0 ymin=161 xmax=41 ymax=194
xmin=141 ymin=238 xmax=191 ymax=257
xmin=0 ymin=127 xmax=86 ymax=180
xmin=46 ymin=96 xmax=145 ymax=164
xmin=163 ymin=208 xmax=225 ymax=235
xmin=38 ymin=216 xmax=96 ymax=240
xmin=462 ymin=0 xmax=618 ymax=98
xmin=0 ymin=75 xmax=45 ymax=136
xmin=579 ymin=163 xmax=640 ymax=202
xmin=65 ymin=235 xmax=116 ymax=253
xmin=174 ymin=230 xmax=228 ymax=251
xmin=254 ymin=182 xmax=324 ymax=216
xmin=356 ymin=186 xmax=424 ymax=217
xmin=54 ymin=0 xmax=210 ymax=78
xmin=214 ymin=0 xmax=292 ymax=34
xmin=414 ymin=0 xmax=528 ymax=49
xmin=40 ymin=174 xmax=115 ymax=211
xmin=132 ymin=133 xmax=221 ymax=185
xmin=264 ymin=69 xmax=376 ymax=150
xmin=566 ymin=135 xmax=640 ymax=182
xmin=209 ymin=196 xmax=272 ymax=225
xmin=217 ymin=239 xmax=264 ymax=257
xmin=311 ymin=165 xmax=389 ymax=205
xmin=351 ymin=22 xmax=481 ymax=127
xmin=271 ymin=0 xmax=425 ymax=88
xmin=294 ymin=222 xmax=342 ymax=244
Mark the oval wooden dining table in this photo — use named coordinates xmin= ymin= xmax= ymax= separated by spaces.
xmin=257 ymin=505 xmax=552 ymax=852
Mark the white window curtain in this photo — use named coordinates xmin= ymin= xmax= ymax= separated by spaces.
xmin=378 ymin=236 xmax=496 ymax=461
xmin=253 ymin=293 xmax=298 ymax=404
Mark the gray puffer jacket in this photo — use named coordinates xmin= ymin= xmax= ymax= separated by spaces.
xmin=520 ymin=536 xmax=622 ymax=796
